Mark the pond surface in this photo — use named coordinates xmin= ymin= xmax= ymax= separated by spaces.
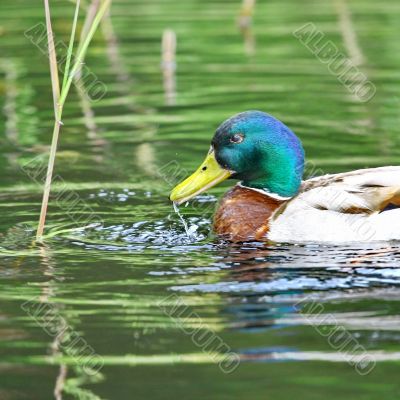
xmin=1 ymin=0 xmax=400 ymax=398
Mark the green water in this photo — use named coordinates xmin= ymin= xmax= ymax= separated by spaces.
xmin=1 ymin=0 xmax=400 ymax=398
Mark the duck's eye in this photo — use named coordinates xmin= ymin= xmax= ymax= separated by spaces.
xmin=230 ymin=133 xmax=244 ymax=144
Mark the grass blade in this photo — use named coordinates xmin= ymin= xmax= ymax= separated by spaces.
xmin=78 ymin=0 xmax=101 ymax=57
xmin=59 ymin=0 xmax=111 ymax=107
xmin=61 ymin=0 xmax=81 ymax=92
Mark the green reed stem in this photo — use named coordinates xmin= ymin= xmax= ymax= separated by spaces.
xmin=77 ymin=0 xmax=101 ymax=57
xmin=43 ymin=0 xmax=60 ymax=117
xmin=61 ymin=0 xmax=81 ymax=92
xmin=37 ymin=0 xmax=62 ymax=241
xmin=36 ymin=0 xmax=111 ymax=241
xmin=58 ymin=0 xmax=111 ymax=108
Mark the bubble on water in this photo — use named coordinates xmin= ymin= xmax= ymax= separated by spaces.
xmin=64 ymin=214 xmax=210 ymax=250
xmin=187 ymin=224 xmax=198 ymax=236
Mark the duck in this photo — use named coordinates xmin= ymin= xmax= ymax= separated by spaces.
xmin=170 ymin=111 xmax=400 ymax=243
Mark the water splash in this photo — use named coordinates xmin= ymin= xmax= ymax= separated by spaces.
xmin=173 ymin=202 xmax=198 ymax=239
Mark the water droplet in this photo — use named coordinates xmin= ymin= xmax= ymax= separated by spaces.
xmin=173 ymin=202 xmax=195 ymax=239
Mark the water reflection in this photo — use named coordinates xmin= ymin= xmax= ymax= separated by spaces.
xmin=165 ymin=241 xmax=400 ymax=336
xmin=2 ymin=0 xmax=400 ymax=397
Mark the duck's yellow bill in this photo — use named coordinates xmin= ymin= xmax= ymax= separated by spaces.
xmin=169 ymin=150 xmax=233 ymax=205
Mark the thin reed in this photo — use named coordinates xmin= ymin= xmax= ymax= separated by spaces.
xmin=161 ymin=29 xmax=177 ymax=105
xmin=37 ymin=0 xmax=111 ymax=241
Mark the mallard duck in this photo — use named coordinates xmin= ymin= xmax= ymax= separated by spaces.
xmin=170 ymin=111 xmax=400 ymax=242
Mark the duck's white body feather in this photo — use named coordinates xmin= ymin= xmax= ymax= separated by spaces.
xmin=268 ymin=166 xmax=400 ymax=243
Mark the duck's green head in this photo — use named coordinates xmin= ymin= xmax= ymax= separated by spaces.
xmin=170 ymin=111 xmax=305 ymax=204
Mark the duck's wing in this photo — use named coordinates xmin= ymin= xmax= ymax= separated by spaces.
xmin=268 ymin=166 xmax=400 ymax=243
xmin=297 ymin=166 xmax=400 ymax=213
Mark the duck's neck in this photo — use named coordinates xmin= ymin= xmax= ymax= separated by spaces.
xmin=241 ymin=168 xmax=302 ymax=198
xmin=240 ymin=146 xmax=304 ymax=197
xmin=213 ymin=184 xmax=287 ymax=242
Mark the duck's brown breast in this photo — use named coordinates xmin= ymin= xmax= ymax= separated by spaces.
xmin=213 ymin=185 xmax=284 ymax=242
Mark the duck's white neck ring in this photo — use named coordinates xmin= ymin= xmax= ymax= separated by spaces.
xmin=237 ymin=182 xmax=292 ymax=201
